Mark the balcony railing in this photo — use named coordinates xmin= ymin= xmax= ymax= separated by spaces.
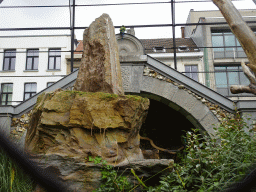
xmin=182 ymin=70 xmax=252 ymax=97
xmin=213 ymin=49 xmax=247 ymax=59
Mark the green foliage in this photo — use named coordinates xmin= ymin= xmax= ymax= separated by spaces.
xmin=90 ymin=156 xmax=134 ymax=192
xmin=95 ymin=164 xmax=133 ymax=192
xmin=88 ymin=156 xmax=104 ymax=164
xmin=0 ymin=147 xmax=35 ymax=192
xmin=126 ymin=95 xmax=149 ymax=103
xmin=94 ymin=112 xmax=256 ymax=191
xmin=151 ymin=112 xmax=256 ymax=191
xmin=125 ymin=95 xmax=142 ymax=101
xmin=99 ymin=93 xmax=118 ymax=101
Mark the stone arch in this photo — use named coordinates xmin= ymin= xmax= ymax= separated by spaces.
xmin=116 ymin=33 xmax=145 ymax=61
xmin=122 ymin=66 xmax=220 ymax=137
xmin=139 ymin=97 xmax=194 ymax=159
xmin=139 ymin=91 xmax=216 ymax=137
xmin=141 ymin=77 xmax=220 ymax=137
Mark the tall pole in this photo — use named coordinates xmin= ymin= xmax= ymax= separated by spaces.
xmin=70 ymin=0 xmax=75 ymax=73
xmin=171 ymin=0 xmax=177 ymax=70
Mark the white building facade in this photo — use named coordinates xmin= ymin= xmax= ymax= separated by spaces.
xmin=0 ymin=35 xmax=72 ymax=105
xmin=138 ymin=36 xmax=204 ymax=84
xmin=145 ymin=52 xmax=204 ymax=85
xmin=0 ymin=31 xmax=203 ymax=106
xmin=69 ymin=32 xmax=205 ymax=87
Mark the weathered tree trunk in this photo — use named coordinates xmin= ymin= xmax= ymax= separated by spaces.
xmin=212 ymin=0 xmax=256 ymax=95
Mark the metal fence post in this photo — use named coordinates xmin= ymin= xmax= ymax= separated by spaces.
xmin=70 ymin=0 xmax=75 ymax=73
xmin=171 ymin=0 xmax=177 ymax=70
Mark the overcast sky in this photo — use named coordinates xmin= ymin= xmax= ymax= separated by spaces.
xmin=0 ymin=0 xmax=256 ymax=39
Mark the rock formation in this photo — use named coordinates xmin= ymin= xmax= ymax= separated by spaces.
xmin=73 ymin=13 xmax=124 ymax=95
xmin=25 ymin=90 xmax=149 ymax=164
xmin=24 ymin=13 xmax=153 ymax=191
xmin=25 ymin=90 xmax=149 ymax=191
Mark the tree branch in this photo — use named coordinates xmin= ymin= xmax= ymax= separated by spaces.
xmin=241 ymin=61 xmax=256 ymax=85
xmin=230 ymin=84 xmax=256 ymax=95
xmin=230 ymin=85 xmax=251 ymax=94
xmin=212 ymin=0 xmax=256 ymax=95
xmin=212 ymin=0 xmax=256 ymax=66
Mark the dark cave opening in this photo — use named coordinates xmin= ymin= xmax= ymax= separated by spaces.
xmin=140 ymin=99 xmax=195 ymax=160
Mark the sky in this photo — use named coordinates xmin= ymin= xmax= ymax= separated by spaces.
xmin=0 ymin=0 xmax=256 ymax=40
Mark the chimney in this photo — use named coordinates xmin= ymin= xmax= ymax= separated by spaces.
xmin=127 ymin=27 xmax=135 ymax=36
xmin=181 ymin=27 xmax=185 ymax=38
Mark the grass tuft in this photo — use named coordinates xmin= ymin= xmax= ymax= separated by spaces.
xmin=0 ymin=147 xmax=35 ymax=192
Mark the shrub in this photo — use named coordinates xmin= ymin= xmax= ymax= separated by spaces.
xmin=150 ymin=112 xmax=256 ymax=191
xmin=87 ymin=111 xmax=256 ymax=191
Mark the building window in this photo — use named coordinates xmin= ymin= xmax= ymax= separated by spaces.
xmin=178 ymin=46 xmax=189 ymax=52
xmin=3 ymin=50 xmax=16 ymax=71
xmin=26 ymin=49 xmax=39 ymax=70
xmin=214 ymin=65 xmax=250 ymax=96
xmin=24 ymin=83 xmax=37 ymax=100
xmin=212 ymin=31 xmax=246 ymax=58
xmin=47 ymin=82 xmax=55 ymax=87
xmin=153 ymin=46 xmax=166 ymax=53
xmin=185 ymin=65 xmax=198 ymax=81
xmin=1 ymin=83 xmax=13 ymax=105
xmin=48 ymin=48 xmax=61 ymax=70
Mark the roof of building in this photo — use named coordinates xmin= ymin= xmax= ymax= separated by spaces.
xmin=74 ymin=40 xmax=83 ymax=54
xmin=75 ymin=37 xmax=200 ymax=54
xmin=140 ymin=38 xmax=199 ymax=54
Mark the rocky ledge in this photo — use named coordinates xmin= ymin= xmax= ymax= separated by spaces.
xmin=24 ymin=89 xmax=151 ymax=191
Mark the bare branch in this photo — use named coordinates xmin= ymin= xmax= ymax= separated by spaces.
xmin=230 ymin=85 xmax=252 ymax=94
xmin=241 ymin=62 xmax=256 ymax=85
xmin=212 ymin=0 xmax=256 ymax=95
xmin=230 ymin=84 xmax=256 ymax=94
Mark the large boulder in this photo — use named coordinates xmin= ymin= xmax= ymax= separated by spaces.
xmin=25 ymin=90 xmax=149 ymax=163
xmin=30 ymin=157 xmax=174 ymax=192
xmin=73 ymin=13 xmax=124 ymax=95
xmin=25 ymin=90 xmax=150 ymax=191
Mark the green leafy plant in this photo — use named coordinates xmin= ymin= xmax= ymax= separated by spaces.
xmin=96 ymin=164 xmax=133 ymax=192
xmin=90 ymin=156 xmax=134 ymax=192
xmin=88 ymin=156 xmax=103 ymax=164
xmin=150 ymin=112 xmax=256 ymax=191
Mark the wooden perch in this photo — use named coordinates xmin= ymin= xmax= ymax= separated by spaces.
xmin=212 ymin=0 xmax=256 ymax=95
xmin=140 ymin=136 xmax=184 ymax=154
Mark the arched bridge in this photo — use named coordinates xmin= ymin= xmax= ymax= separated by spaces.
xmin=2 ymin=54 xmax=256 ymax=137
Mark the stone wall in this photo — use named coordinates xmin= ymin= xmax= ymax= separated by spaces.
xmin=10 ymin=112 xmax=30 ymax=151
xmin=143 ymin=66 xmax=235 ymax=124
xmin=0 ymin=114 xmax=12 ymax=136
